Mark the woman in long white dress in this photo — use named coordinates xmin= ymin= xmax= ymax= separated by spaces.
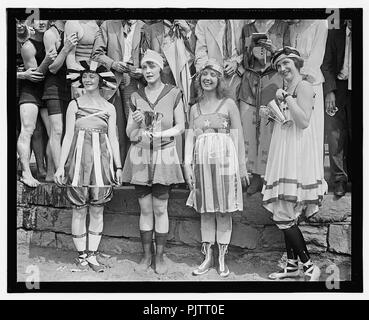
xmin=261 ymin=47 xmax=324 ymax=281
xmin=288 ymin=20 xmax=328 ymax=194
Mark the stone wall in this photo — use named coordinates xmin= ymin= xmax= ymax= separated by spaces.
xmin=17 ymin=182 xmax=352 ymax=256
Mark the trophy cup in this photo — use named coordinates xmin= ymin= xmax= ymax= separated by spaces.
xmin=261 ymin=99 xmax=293 ymax=127
xmin=143 ymin=110 xmax=164 ymax=133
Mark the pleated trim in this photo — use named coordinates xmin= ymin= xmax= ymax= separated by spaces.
xmin=262 ymin=195 xmax=323 ymax=205
xmin=263 ymin=178 xmax=323 ymax=190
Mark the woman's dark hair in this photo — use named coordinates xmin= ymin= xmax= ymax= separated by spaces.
xmin=194 ymin=67 xmax=230 ymax=102
xmin=80 ymin=70 xmax=104 ymax=88
xmin=289 ymin=57 xmax=304 ymax=71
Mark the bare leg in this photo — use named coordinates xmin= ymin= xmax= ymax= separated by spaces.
xmin=40 ymin=108 xmax=55 ymax=181
xmin=31 ymin=116 xmax=47 ymax=179
xmin=135 ymin=194 xmax=154 ymax=272
xmin=153 ymin=197 xmax=169 ymax=274
xmin=17 ymin=103 xmax=40 ymax=187
xmin=48 ymin=113 xmax=63 ymax=169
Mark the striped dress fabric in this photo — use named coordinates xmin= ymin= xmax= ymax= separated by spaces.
xmin=261 ymin=82 xmax=326 ymax=225
xmin=64 ymin=99 xmax=115 ymax=207
xmin=186 ymin=99 xmax=243 ymax=214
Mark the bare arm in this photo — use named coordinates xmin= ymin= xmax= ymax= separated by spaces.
xmin=107 ymin=104 xmax=122 ymax=169
xmin=183 ymin=105 xmax=196 ymax=188
xmin=47 ymin=31 xmax=78 ymax=74
xmin=65 ymin=20 xmax=84 ymax=70
xmin=153 ymin=100 xmax=185 ymax=138
xmin=184 ymin=105 xmax=196 ymax=166
xmin=228 ymin=99 xmax=247 ymax=178
xmin=21 ymin=41 xmax=38 ymax=71
xmin=58 ymin=100 xmax=78 ymax=169
xmin=54 ymin=100 xmax=78 ymax=185
xmin=285 ymin=81 xmax=314 ymax=129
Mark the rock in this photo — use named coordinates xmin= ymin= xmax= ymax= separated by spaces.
xmin=230 ymin=223 xmax=260 ymax=249
xmin=168 ymin=220 xmax=177 ymax=242
xmin=18 ymin=182 xmax=71 ymax=208
xmin=20 ymin=206 xmax=37 ymax=229
xmin=103 ymin=214 xmax=140 ymax=238
xmin=328 ymin=224 xmax=351 ymax=255
xmin=56 ymin=233 xmax=75 ymax=251
xmin=30 ymin=231 xmax=57 ymax=248
xmin=299 ymin=225 xmax=328 ymax=249
xmin=241 ymin=193 xmax=275 ymax=225
xmin=308 ymin=194 xmax=351 ymax=223
xmin=99 ymin=236 xmax=142 ymax=255
xmin=168 ymin=199 xmax=198 ymax=218
xmin=260 ymin=226 xmax=284 ymax=249
xmin=35 ymin=207 xmax=72 ymax=233
xmin=177 ymin=220 xmax=201 ymax=245
xmin=17 ymin=229 xmax=32 ymax=245
xmin=104 ymin=187 xmax=139 ymax=214
xmin=17 ymin=207 xmax=24 ymax=228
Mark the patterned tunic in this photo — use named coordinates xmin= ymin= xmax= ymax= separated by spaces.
xmin=186 ymin=99 xmax=243 ymax=213
xmin=64 ymin=98 xmax=115 ymax=207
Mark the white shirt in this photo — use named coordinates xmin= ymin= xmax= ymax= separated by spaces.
xmin=123 ymin=21 xmax=137 ymax=63
xmin=337 ymin=26 xmax=352 ymax=90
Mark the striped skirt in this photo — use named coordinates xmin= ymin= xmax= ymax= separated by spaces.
xmin=64 ymin=128 xmax=115 ymax=188
xmin=186 ymin=133 xmax=243 ymax=214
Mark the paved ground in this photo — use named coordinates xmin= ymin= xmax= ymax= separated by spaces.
xmin=17 ymin=243 xmax=351 ymax=282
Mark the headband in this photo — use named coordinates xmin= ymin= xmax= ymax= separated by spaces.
xmin=271 ymin=46 xmax=304 ymax=70
xmin=199 ymin=58 xmax=224 ymax=76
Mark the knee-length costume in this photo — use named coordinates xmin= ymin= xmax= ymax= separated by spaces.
xmin=261 ymin=81 xmax=325 ymax=226
xmin=64 ymin=98 xmax=115 ymax=208
xmin=122 ymin=84 xmax=184 ymax=186
xmin=186 ymin=99 xmax=243 ymax=213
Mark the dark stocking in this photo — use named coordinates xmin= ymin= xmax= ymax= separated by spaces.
xmin=282 ymin=225 xmax=310 ymax=263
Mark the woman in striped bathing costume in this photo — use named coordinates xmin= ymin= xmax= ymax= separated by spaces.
xmin=184 ymin=59 xmax=248 ymax=277
xmin=54 ymin=61 xmax=122 ymax=272
xmin=260 ymin=47 xmax=324 ymax=281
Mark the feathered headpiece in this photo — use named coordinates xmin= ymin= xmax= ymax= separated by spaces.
xmin=67 ymin=60 xmax=117 ymax=90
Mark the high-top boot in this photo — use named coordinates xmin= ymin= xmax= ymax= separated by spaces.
xmin=217 ymin=243 xmax=230 ymax=277
xmin=154 ymin=232 xmax=168 ymax=275
xmin=192 ymin=242 xmax=214 ymax=276
xmin=134 ymin=230 xmax=153 ymax=272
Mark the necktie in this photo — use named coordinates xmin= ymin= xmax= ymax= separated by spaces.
xmin=123 ymin=21 xmax=131 ymax=38
xmin=222 ymin=20 xmax=233 ymax=60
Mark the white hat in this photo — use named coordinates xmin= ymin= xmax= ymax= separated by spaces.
xmin=141 ymin=49 xmax=164 ymax=70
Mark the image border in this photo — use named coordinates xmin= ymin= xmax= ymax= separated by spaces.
xmin=7 ymin=7 xmax=363 ymax=293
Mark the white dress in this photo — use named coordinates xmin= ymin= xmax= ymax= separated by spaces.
xmin=262 ymin=82 xmax=325 ymax=225
xmin=289 ymin=20 xmax=328 ymax=194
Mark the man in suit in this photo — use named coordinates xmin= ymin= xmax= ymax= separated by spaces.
xmin=195 ymin=20 xmax=246 ymax=101
xmin=92 ymin=19 xmax=146 ymax=164
xmin=321 ymin=20 xmax=352 ymax=197
xmin=142 ymin=19 xmax=196 ymax=85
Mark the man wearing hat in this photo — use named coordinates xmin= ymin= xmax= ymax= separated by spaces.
xmin=92 ymin=19 xmax=146 ymax=165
